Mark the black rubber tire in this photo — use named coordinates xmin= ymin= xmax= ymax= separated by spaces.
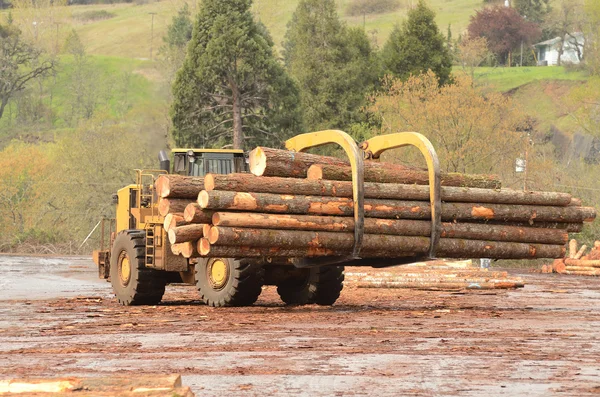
xmin=110 ymin=230 xmax=166 ymax=306
xmin=195 ymin=258 xmax=263 ymax=307
xmin=277 ymin=266 xmax=345 ymax=306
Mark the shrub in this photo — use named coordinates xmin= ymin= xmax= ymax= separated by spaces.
xmin=72 ymin=10 xmax=116 ymax=22
xmin=346 ymin=0 xmax=400 ymax=17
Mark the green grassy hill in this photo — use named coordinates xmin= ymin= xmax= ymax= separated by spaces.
xmin=56 ymin=0 xmax=483 ymax=59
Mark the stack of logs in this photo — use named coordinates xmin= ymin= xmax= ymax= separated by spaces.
xmin=544 ymin=239 xmax=600 ymax=276
xmin=345 ymin=260 xmax=525 ymax=290
xmin=156 ymin=147 xmax=596 ymax=262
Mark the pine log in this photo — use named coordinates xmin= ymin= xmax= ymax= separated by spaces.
xmin=564 ymin=265 xmax=600 ymax=272
xmin=212 ymin=212 xmax=568 ymax=245
xmin=486 ymin=221 xmax=583 ymax=233
xmin=347 ymin=269 xmax=509 ymax=277
xmin=158 ymin=198 xmax=193 ymax=217
xmin=249 ymin=147 xmax=348 ymax=178
xmin=183 ymin=203 xmax=214 ymax=223
xmin=569 ymin=239 xmax=578 ymax=258
xmin=168 ymin=224 xmax=205 ymax=244
xmin=197 ymin=238 xmax=337 ymax=257
xmin=198 ymin=191 xmax=596 ymax=223
xmin=357 ymin=281 xmax=524 ymax=290
xmin=569 ymin=198 xmax=583 ymax=206
xmin=552 ymin=259 xmax=566 ymax=273
xmin=249 ymin=147 xmax=501 ymax=189
xmin=156 ymin=175 xmax=205 ymax=199
xmin=171 ymin=241 xmax=199 ymax=258
xmin=563 ymin=270 xmax=600 ymax=276
xmin=307 ymin=163 xmax=501 ymax=189
xmin=574 ymin=244 xmax=588 ymax=259
xmin=564 ymin=259 xmax=600 ymax=268
xmin=163 ymin=214 xmax=187 ymax=232
xmin=204 ymin=173 xmax=571 ymax=206
xmin=541 ymin=264 xmax=550 ymax=273
xmin=208 ymin=226 xmax=566 ymax=259
xmin=170 ymin=243 xmax=183 ymax=256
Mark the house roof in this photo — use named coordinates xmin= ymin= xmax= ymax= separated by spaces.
xmin=534 ymin=32 xmax=584 ymax=47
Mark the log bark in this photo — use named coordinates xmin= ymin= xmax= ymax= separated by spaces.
xmin=212 ymin=212 xmax=568 ymax=245
xmin=205 ymin=173 xmax=571 ymax=206
xmin=307 ymin=163 xmax=501 ymax=189
xmin=208 ymin=226 xmax=565 ymax=259
xmin=486 ymin=221 xmax=583 ymax=233
xmin=158 ymin=198 xmax=193 ymax=217
xmin=183 ymin=203 xmax=214 ymax=223
xmin=156 ymin=175 xmax=205 ymax=199
xmin=163 ymin=214 xmax=187 ymax=232
xmin=199 ymin=191 xmax=596 ymax=223
xmin=250 ymin=147 xmax=501 ymax=189
xmin=249 ymin=147 xmax=348 ymax=178
xmin=168 ymin=224 xmax=205 ymax=244
xmin=197 ymin=238 xmax=337 ymax=257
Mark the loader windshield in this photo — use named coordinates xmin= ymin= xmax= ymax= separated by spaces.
xmin=172 ymin=150 xmax=247 ymax=176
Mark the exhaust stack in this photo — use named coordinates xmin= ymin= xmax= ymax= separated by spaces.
xmin=158 ymin=150 xmax=170 ymax=173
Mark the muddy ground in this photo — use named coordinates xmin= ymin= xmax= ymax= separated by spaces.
xmin=1 ymin=256 xmax=599 ymax=396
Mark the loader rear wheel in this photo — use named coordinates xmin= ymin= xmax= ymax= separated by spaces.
xmin=277 ymin=266 xmax=345 ymax=306
xmin=110 ymin=231 xmax=166 ymax=306
xmin=195 ymin=258 xmax=263 ymax=307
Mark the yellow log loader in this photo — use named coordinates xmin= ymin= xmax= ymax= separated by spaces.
xmin=94 ymin=130 xmax=548 ymax=307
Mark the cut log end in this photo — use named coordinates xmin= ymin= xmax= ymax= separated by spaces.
xmin=249 ymin=147 xmax=267 ymax=176
xmin=198 ymin=238 xmax=211 ymax=256
xmin=204 ymin=173 xmax=216 ymax=191
xmin=306 ymin=164 xmax=323 ymax=180
xmin=155 ymin=175 xmax=171 ymax=198
xmin=168 ymin=229 xmax=177 ymax=245
xmin=198 ymin=190 xmax=209 ymax=208
xmin=208 ymin=226 xmax=219 ymax=244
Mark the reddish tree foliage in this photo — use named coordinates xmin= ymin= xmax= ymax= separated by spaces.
xmin=468 ymin=5 xmax=541 ymax=65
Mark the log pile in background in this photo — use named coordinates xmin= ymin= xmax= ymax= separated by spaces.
xmin=543 ymin=239 xmax=600 ymax=276
xmin=345 ymin=260 xmax=525 ymax=290
xmin=157 ymin=147 xmax=596 ymax=263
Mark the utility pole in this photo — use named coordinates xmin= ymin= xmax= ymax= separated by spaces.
xmin=149 ymin=12 xmax=157 ymax=61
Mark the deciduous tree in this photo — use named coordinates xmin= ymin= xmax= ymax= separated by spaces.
xmin=457 ymin=36 xmax=490 ymax=80
xmin=0 ymin=22 xmax=55 ymax=119
xmin=468 ymin=5 xmax=541 ymax=65
xmin=367 ymin=71 xmax=527 ymax=181
xmin=171 ymin=0 xmax=301 ymax=149
xmin=381 ymin=0 xmax=452 ymax=85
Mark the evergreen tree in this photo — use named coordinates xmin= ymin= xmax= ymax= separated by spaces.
xmin=381 ymin=0 xmax=452 ymax=85
xmin=284 ymin=0 xmax=379 ymax=132
xmin=170 ymin=0 xmax=301 ymax=149
xmin=513 ymin=0 xmax=551 ymax=24
xmin=163 ymin=3 xmax=193 ymax=50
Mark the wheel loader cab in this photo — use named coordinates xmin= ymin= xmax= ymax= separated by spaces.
xmin=171 ymin=149 xmax=247 ymax=176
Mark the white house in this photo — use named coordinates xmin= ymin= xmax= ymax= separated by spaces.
xmin=534 ymin=33 xmax=584 ymax=66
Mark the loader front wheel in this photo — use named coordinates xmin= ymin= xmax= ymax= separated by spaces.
xmin=110 ymin=231 xmax=166 ymax=306
xmin=195 ymin=258 xmax=263 ymax=307
xmin=277 ymin=266 xmax=344 ymax=306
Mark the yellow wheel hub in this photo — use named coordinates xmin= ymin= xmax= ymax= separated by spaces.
xmin=119 ymin=253 xmax=131 ymax=285
xmin=208 ymin=259 xmax=229 ymax=290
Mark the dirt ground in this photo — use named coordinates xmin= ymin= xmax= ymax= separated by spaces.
xmin=1 ymin=255 xmax=600 ymax=396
